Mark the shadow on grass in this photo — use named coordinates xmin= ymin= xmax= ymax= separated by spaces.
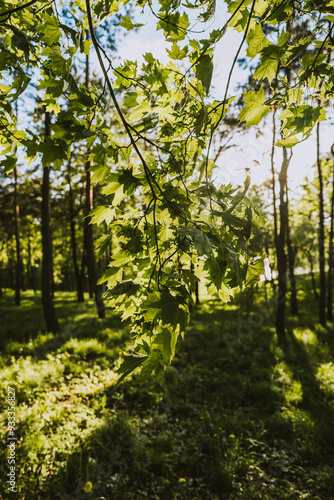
xmin=28 ymin=303 xmax=296 ymax=500
xmin=0 ymin=291 xmax=125 ymax=356
xmin=0 ymin=291 xmax=45 ymax=350
xmin=282 ymin=329 xmax=334 ymax=456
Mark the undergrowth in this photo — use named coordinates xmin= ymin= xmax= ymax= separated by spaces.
xmin=0 ymin=278 xmax=334 ymax=499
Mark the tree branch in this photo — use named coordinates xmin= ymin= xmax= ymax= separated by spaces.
xmin=0 ymin=0 xmax=40 ymax=21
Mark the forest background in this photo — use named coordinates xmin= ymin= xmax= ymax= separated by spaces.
xmin=1 ymin=0 xmax=334 ymax=498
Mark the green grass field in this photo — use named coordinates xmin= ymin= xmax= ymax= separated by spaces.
xmin=1 ymin=280 xmax=334 ymax=499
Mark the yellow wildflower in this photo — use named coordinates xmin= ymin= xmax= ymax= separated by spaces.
xmin=83 ymin=482 xmax=92 ymax=492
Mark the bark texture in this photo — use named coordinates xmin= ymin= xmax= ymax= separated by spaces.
xmin=316 ymin=123 xmax=326 ymax=326
xmin=276 ymin=147 xmax=290 ymax=339
xmin=41 ymin=111 xmax=59 ymax=333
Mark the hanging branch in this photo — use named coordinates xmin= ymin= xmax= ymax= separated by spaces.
xmin=85 ymin=0 xmax=157 ymax=201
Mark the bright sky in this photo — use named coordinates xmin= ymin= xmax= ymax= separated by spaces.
xmin=113 ymin=3 xmax=334 ymax=193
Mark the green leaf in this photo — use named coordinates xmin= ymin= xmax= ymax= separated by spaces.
xmin=245 ymin=257 xmax=265 ymax=286
xmin=199 ymin=0 xmax=216 ymax=22
xmin=66 ymin=74 xmax=80 ymax=94
xmin=37 ymin=14 xmax=62 ymax=45
xmin=198 ymin=157 xmax=215 ymax=181
xmin=83 ymin=40 xmax=92 ymax=55
xmin=166 ymin=42 xmax=188 ymax=60
xmin=275 ymin=136 xmax=300 ymax=147
xmin=153 ymin=329 xmax=177 ymax=363
xmin=228 ymin=0 xmax=252 ymax=32
xmin=195 ymin=55 xmax=213 ymax=94
xmin=239 ymin=88 xmax=269 ymax=126
xmin=60 ymin=23 xmax=82 ymax=48
xmin=157 ymin=12 xmax=189 ymax=41
xmin=0 ymin=155 xmax=17 ymax=174
xmin=39 ymin=138 xmax=69 ymax=167
xmin=149 ymin=291 xmax=187 ymax=330
xmin=194 ymin=105 xmax=208 ymax=134
xmin=246 ymin=24 xmax=269 ymax=58
xmin=139 ymin=350 xmax=164 ymax=383
xmin=89 ymin=205 xmax=115 ymax=225
xmin=44 ymin=99 xmax=61 ymax=115
xmin=11 ymin=33 xmax=29 ymax=62
xmin=120 ymin=15 xmax=144 ymax=30
xmin=178 ymin=226 xmax=213 ymax=256
xmin=117 ymin=353 xmax=147 ymax=383
xmin=218 ymin=282 xmax=234 ymax=302
xmin=253 ymin=45 xmax=281 ymax=83
xmin=96 ymin=234 xmax=113 ymax=259
xmin=109 ymin=281 xmax=140 ymax=296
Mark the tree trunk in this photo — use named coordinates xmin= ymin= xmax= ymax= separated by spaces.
xmin=264 ymin=239 xmax=275 ymax=294
xmin=84 ymin=161 xmax=105 ymax=317
xmin=41 ymin=111 xmax=59 ymax=333
xmin=27 ymin=227 xmax=35 ymax=292
xmin=327 ymin=145 xmax=334 ymax=321
xmin=286 ymin=183 xmax=298 ymax=314
xmin=80 ymin=249 xmax=87 ymax=295
xmin=270 ymin=110 xmax=278 ymax=293
xmin=50 ymin=226 xmax=55 ymax=298
xmin=316 ymin=122 xmax=326 ymax=326
xmin=307 ymin=251 xmax=319 ymax=300
xmin=0 ymin=261 xmax=3 ymax=297
xmin=84 ymin=40 xmax=105 ymax=318
xmin=67 ymin=160 xmax=85 ymax=302
xmin=7 ymin=238 xmax=14 ymax=289
xmin=13 ymin=165 xmax=23 ymax=306
xmin=276 ymin=147 xmax=290 ymax=339
xmin=271 ymin=108 xmax=278 ymax=257
xmin=103 ymin=220 xmax=112 ymax=271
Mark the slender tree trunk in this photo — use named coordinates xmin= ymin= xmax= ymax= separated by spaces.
xmin=67 ymin=161 xmax=85 ymax=302
xmin=195 ymin=276 xmax=199 ymax=306
xmin=276 ymin=147 xmax=290 ymax=339
xmin=7 ymin=238 xmax=14 ymax=289
xmin=80 ymin=250 xmax=87 ymax=295
xmin=13 ymin=166 xmax=23 ymax=306
xmin=316 ymin=122 xmax=326 ymax=326
xmin=0 ymin=260 xmax=3 ymax=297
xmin=103 ymin=220 xmax=112 ymax=271
xmin=327 ymin=145 xmax=334 ymax=321
xmin=27 ymin=227 xmax=35 ymax=291
xmin=307 ymin=251 xmax=319 ymax=300
xmin=264 ymin=239 xmax=275 ymax=294
xmin=50 ymin=226 xmax=55 ymax=298
xmin=271 ymin=110 xmax=278 ymax=293
xmin=84 ymin=40 xmax=105 ymax=318
xmin=271 ymin=109 xmax=278 ymax=256
xmin=28 ymin=230 xmax=36 ymax=293
xmin=286 ymin=184 xmax=298 ymax=314
xmin=41 ymin=111 xmax=59 ymax=333
xmin=84 ymin=162 xmax=105 ymax=317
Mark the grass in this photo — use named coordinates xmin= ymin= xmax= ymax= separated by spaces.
xmin=1 ymin=278 xmax=334 ymax=499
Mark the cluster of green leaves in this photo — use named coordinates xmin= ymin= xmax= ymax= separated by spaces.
xmin=2 ymin=0 xmax=334 ymax=379
xmin=239 ymin=0 xmax=334 ymax=145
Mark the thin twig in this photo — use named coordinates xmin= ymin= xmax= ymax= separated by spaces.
xmin=85 ymin=0 xmax=157 ymax=202
xmin=180 ymin=0 xmax=248 ymax=84
xmin=206 ymin=0 xmax=257 ymax=209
